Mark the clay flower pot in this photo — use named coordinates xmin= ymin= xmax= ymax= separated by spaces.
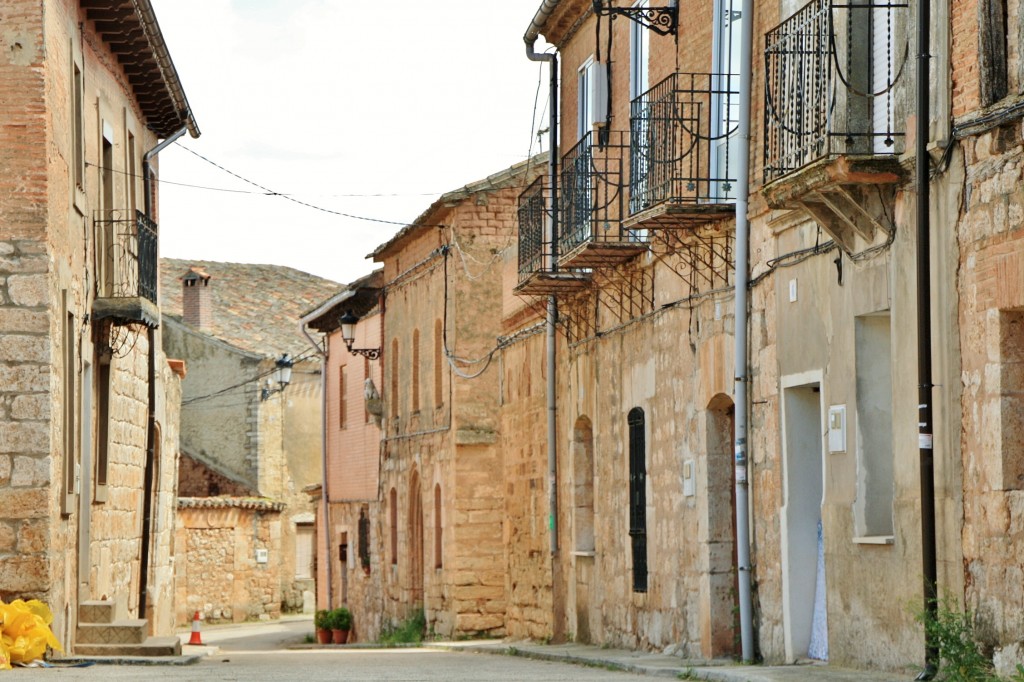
xmin=316 ymin=628 xmax=331 ymax=644
xmin=331 ymin=628 xmax=349 ymax=644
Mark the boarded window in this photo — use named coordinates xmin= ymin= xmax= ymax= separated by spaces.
xmin=434 ymin=484 xmax=443 ymax=569
xmin=434 ymin=319 xmax=444 ymax=406
xmin=412 ymin=328 xmax=420 ymax=412
xmin=339 ymin=364 xmax=347 ymax=429
xmin=390 ymin=487 xmax=398 ymax=565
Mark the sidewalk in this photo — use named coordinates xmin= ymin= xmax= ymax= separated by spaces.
xmin=427 ymin=640 xmax=916 ymax=681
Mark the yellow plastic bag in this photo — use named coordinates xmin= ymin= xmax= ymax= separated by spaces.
xmin=0 ymin=599 xmax=62 ymax=669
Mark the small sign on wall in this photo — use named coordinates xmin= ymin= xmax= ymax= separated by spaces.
xmin=683 ymin=459 xmax=695 ymax=497
xmin=255 ymin=548 xmax=269 ymax=564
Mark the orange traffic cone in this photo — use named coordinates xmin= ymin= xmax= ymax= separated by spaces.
xmin=188 ymin=611 xmax=203 ymax=645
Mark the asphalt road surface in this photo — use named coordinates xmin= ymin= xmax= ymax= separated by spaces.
xmin=41 ymin=619 xmax=647 ymax=681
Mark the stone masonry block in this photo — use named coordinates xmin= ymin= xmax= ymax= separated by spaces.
xmin=0 ymin=308 xmax=48 ymax=333
xmin=0 ymin=420 xmax=48 ymax=454
xmin=0 ymin=335 xmax=49 ymax=364
xmin=0 ymin=365 xmax=50 ymax=395
xmin=0 ymin=555 xmax=50 ymax=593
xmin=7 ymin=274 xmax=48 ymax=307
xmin=0 ymin=487 xmax=49 ymax=519
xmin=10 ymin=394 xmax=49 ymax=420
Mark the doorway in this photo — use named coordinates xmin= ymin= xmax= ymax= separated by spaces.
xmin=572 ymin=416 xmax=595 ymax=643
xmin=705 ymin=394 xmax=738 ymax=656
xmin=781 ymin=377 xmax=827 ymax=662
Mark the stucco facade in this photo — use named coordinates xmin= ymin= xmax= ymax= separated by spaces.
xmin=0 ymin=0 xmax=196 ymax=654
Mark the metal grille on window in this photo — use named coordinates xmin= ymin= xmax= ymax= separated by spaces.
xmin=628 ymin=407 xmax=648 ymax=593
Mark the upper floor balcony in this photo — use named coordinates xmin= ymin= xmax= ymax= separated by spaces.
xmin=514 ymin=176 xmax=591 ymax=297
xmin=558 ymin=130 xmax=648 ymax=269
xmin=91 ymin=209 xmax=160 ymax=328
xmin=626 ymin=72 xmax=739 ymax=230
xmin=762 ymin=0 xmax=908 ymax=251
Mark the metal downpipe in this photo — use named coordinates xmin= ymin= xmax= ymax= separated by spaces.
xmin=915 ymin=0 xmax=938 ymax=674
xmin=732 ymin=0 xmax=756 ymax=660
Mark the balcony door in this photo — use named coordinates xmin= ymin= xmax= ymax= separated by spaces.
xmin=870 ymin=6 xmax=896 ymax=153
xmin=711 ymin=0 xmax=741 ymax=201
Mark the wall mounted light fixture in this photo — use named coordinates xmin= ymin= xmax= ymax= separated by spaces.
xmin=261 ymin=353 xmax=294 ymax=401
xmin=592 ymin=0 xmax=679 ymax=36
xmin=339 ymin=310 xmax=381 ymax=360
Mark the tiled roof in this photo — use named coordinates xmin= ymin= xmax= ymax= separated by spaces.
xmin=160 ymin=259 xmax=341 ymax=358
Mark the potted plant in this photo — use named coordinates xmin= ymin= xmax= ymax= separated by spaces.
xmin=314 ymin=609 xmax=331 ymax=644
xmin=329 ymin=607 xmax=352 ymax=644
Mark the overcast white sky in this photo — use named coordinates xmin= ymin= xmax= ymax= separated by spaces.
xmin=151 ymin=0 xmax=551 ymax=285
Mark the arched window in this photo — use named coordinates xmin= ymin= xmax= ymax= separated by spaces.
xmin=389 ymin=487 xmax=398 ymax=565
xmin=434 ymin=484 xmax=443 ymax=569
xmin=412 ymin=328 xmax=421 ymax=412
xmin=628 ymin=407 xmax=647 ymax=592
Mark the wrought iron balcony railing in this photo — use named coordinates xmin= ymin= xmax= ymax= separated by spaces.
xmin=763 ymin=0 xmax=907 ymax=183
xmin=559 ymin=130 xmax=648 ymax=267
xmin=630 ymin=72 xmax=740 ymax=213
xmin=93 ymin=209 xmax=158 ymax=304
xmin=517 ymin=176 xmax=549 ymax=284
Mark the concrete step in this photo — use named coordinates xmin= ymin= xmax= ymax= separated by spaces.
xmin=75 ymin=619 xmax=148 ymax=644
xmin=78 ymin=600 xmax=117 ymax=625
xmin=72 ymin=636 xmax=182 ymax=657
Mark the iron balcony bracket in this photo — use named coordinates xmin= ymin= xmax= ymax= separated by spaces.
xmin=592 ymin=0 xmax=679 ymax=36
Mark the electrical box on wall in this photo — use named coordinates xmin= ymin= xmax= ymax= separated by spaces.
xmin=683 ymin=459 xmax=695 ymax=497
xmin=255 ymin=548 xmax=269 ymax=564
xmin=828 ymin=405 xmax=846 ymax=453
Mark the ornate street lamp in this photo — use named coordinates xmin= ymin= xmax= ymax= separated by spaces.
xmin=338 ymin=310 xmax=381 ymax=360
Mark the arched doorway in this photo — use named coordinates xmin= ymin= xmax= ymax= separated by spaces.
xmin=705 ymin=394 xmax=739 ymax=657
xmin=572 ymin=416 xmax=595 ymax=643
xmin=408 ymin=471 xmax=424 ymax=605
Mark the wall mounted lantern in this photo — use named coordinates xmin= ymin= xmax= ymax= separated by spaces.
xmin=261 ymin=353 xmax=294 ymax=401
xmin=339 ymin=310 xmax=381 ymax=360
xmin=592 ymin=0 xmax=679 ymax=36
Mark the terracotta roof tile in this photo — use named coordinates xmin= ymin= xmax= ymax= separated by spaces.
xmin=160 ymin=259 xmax=341 ymax=358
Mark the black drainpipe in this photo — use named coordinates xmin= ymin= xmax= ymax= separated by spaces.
xmin=915 ymin=0 xmax=938 ymax=675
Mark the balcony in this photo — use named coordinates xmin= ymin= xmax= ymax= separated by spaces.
xmin=513 ymin=176 xmax=590 ymax=297
xmin=91 ymin=210 xmax=160 ymax=327
xmin=762 ymin=0 xmax=907 ymax=251
xmin=558 ymin=130 xmax=647 ymax=269
xmin=626 ymin=72 xmax=739 ymax=230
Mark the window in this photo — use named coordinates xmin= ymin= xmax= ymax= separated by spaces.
xmin=628 ymin=407 xmax=647 ymax=592
xmin=389 ymin=487 xmax=398 ymax=565
xmin=854 ymin=313 xmax=894 ymax=537
xmin=434 ymin=319 xmax=444 ymax=407
xmin=358 ymin=506 xmax=371 ymax=571
xmin=98 ymin=120 xmax=115 ymax=296
xmin=629 ymin=1 xmax=650 ymax=101
xmin=364 ymin=356 xmax=371 ymax=424
xmin=126 ymin=130 xmax=138 ymax=215
xmin=979 ymin=0 xmax=1008 ymax=106
xmin=390 ymin=339 xmax=399 ymax=419
xmin=339 ymin=364 xmax=347 ymax=429
xmin=94 ymin=350 xmax=111 ymax=503
xmin=578 ymin=58 xmax=607 ymax=141
xmin=412 ymin=328 xmax=421 ymax=413
xmin=72 ymin=60 xmax=84 ymax=192
xmin=434 ymin=484 xmax=443 ymax=569
xmin=61 ymin=292 xmax=77 ymax=515
xmin=711 ymin=0 xmax=741 ymax=199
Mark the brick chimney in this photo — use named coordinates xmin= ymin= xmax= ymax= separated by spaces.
xmin=181 ymin=266 xmax=212 ymax=331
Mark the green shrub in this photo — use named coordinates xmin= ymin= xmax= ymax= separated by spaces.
xmin=314 ymin=609 xmax=331 ymax=630
xmin=379 ymin=609 xmax=425 ymax=645
xmin=328 ymin=607 xmax=352 ymax=631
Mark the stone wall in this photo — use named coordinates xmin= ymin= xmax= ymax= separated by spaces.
xmin=175 ymin=498 xmax=284 ymax=625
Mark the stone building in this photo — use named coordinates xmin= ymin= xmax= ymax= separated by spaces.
xmin=508 ymin=0 xmax=1023 ymax=675
xmin=0 ymin=0 xmax=197 ymax=655
xmin=300 ymin=269 xmax=384 ymax=641
xmin=160 ymin=259 xmax=339 ymax=623
xmin=367 ymin=158 xmax=546 ymax=638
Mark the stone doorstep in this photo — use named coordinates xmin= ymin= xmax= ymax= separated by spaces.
xmin=67 ymin=636 xmax=183 ymax=658
xmin=75 ymin=619 xmax=149 ymax=644
xmin=78 ymin=600 xmax=117 ymax=624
